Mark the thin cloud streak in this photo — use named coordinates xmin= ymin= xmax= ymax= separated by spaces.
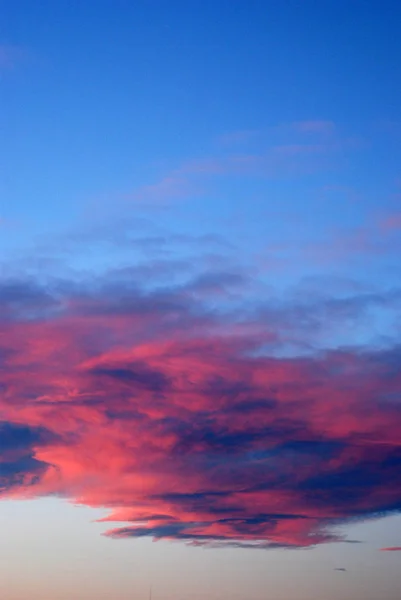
xmin=121 ymin=122 xmax=361 ymax=207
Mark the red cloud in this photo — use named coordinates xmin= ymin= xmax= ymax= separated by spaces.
xmin=380 ymin=547 xmax=401 ymax=551
xmin=0 ymin=273 xmax=400 ymax=549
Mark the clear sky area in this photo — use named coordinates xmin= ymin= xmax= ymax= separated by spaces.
xmin=1 ymin=2 xmax=401 ymax=599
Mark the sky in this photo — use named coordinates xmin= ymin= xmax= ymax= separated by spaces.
xmin=1 ymin=1 xmax=401 ymax=599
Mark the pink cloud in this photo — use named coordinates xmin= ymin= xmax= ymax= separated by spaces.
xmin=380 ymin=547 xmax=401 ymax=551
xmin=0 ymin=270 xmax=400 ymax=549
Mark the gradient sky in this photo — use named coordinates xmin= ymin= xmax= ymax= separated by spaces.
xmin=1 ymin=2 xmax=401 ymax=599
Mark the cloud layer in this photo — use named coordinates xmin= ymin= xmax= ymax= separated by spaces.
xmin=0 ymin=267 xmax=400 ymax=549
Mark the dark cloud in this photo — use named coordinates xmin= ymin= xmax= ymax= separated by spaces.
xmin=0 ymin=422 xmax=55 ymax=452
xmin=0 ymin=422 xmax=55 ymax=493
xmin=89 ymin=364 xmax=170 ymax=392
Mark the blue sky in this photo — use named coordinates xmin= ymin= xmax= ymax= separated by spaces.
xmin=3 ymin=1 xmax=401 ymax=232
xmin=1 ymin=2 xmax=401 ymax=599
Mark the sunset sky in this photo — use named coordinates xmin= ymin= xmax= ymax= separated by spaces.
xmin=1 ymin=2 xmax=401 ymax=599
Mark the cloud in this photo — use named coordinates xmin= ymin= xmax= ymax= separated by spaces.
xmin=0 ymin=267 xmax=400 ymax=548
xmin=115 ymin=121 xmax=361 ymax=208
xmin=130 ymin=175 xmax=198 ymax=206
xmin=217 ymin=130 xmax=261 ymax=146
xmin=380 ymin=547 xmax=401 ymax=551
xmin=291 ymin=120 xmax=336 ymax=135
xmin=294 ymin=208 xmax=401 ymax=269
xmin=0 ymin=422 xmax=57 ymax=493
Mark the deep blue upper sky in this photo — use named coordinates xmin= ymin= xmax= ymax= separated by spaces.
xmin=3 ymin=1 xmax=401 ymax=235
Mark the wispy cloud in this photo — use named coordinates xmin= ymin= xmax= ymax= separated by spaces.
xmin=291 ymin=120 xmax=336 ymax=135
xmin=217 ymin=130 xmax=261 ymax=146
xmin=121 ymin=121 xmax=361 ymax=207
xmin=130 ymin=175 xmax=198 ymax=206
xmin=282 ymin=207 xmax=401 ymax=269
